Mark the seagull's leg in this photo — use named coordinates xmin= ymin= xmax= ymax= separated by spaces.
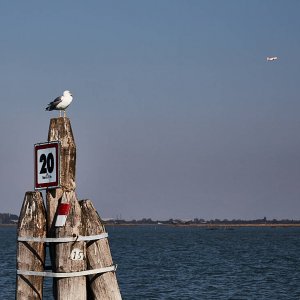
xmin=59 ymin=111 xmax=62 ymax=117
xmin=64 ymin=110 xmax=66 ymax=118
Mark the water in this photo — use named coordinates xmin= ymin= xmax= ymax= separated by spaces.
xmin=3 ymin=226 xmax=300 ymax=299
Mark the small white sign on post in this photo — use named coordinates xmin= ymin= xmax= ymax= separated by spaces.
xmin=70 ymin=248 xmax=84 ymax=261
xmin=34 ymin=141 xmax=60 ymax=190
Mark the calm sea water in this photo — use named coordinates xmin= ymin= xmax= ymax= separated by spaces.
xmin=2 ymin=225 xmax=300 ymax=299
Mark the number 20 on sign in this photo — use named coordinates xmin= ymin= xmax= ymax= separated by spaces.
xmin=34 ymin=141 xmax=60 ymax=190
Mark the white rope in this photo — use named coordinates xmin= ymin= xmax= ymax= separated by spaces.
xmin=17 ymin=265 xmax=117 ymax=278
xmin=18 ymin=233 xmax=108 ymax=243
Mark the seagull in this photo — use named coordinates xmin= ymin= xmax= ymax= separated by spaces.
xmin=267 ymin=56 xmax=278 ymax=61
xmin=45 ymin=90 xmax=73 ymax=117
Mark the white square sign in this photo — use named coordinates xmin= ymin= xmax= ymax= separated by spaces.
xmin=34 ymin=141 xmax=60 ymax=189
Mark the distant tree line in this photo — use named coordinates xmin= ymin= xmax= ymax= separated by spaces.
xmin=2 ymin=213 xmax=300 ymax=225
xmin=103 ymin=217 xmax=300 ymax=225
xmin=0 ymin=213 xmax=18 ymax=225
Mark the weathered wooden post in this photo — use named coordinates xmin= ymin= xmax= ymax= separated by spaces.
xmin=16 ymin=115 xmax=122 ymax=299
xmin=46 ymin=117 xmax=86 ymax=300
xmin=16 ymin=191 xmax=46 ymax=300
xmin=46 ymin=117 xmax=76 ymax=233
xmin=80 ymin=200 xmax=122 ymax=299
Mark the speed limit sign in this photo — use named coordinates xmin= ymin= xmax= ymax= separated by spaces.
xmin=34 ymin=141 xmax=60 ymax=190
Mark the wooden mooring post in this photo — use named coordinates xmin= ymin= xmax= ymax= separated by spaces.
xmin=17 ymin=117 xmax=122 ymax=299
xmin=81 ymin=200 xmax=122 ymax=299
xmin=47 ymin=118 xmax=86 ymax=300
xmin=16 ymin=191 xmax=46 ymax=300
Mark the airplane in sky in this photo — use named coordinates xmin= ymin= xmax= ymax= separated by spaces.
xmin=266 ymin=56 xmax=278 ymax=61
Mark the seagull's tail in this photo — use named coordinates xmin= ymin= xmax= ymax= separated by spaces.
xmin=45 ymin=103 xmax=54 ymax=111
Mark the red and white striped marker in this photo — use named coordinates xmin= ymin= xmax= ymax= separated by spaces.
xmin=55 ymin=202 xmax=71 ymax=227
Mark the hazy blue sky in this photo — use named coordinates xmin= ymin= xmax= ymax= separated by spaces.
xmin=1 ymin=1 xmax=300 ymax=220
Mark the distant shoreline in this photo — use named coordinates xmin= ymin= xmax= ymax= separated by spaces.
xmin=105 ymin=223 xmax=300 ymax=228
xmin=3 ymin=223 xmax=300 ymax=228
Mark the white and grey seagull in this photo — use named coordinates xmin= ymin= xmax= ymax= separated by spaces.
xmin=45 ymin=90 xmax=73 ymax=117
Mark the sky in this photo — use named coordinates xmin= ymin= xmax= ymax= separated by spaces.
xmin=0 ymin=0 xmax=300 ymax=220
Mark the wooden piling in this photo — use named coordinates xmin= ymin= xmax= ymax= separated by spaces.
xmin=46 ymin=117 xmax=86 ymax=300
xmin=46 ymin=118 xmax=76 ymax=233
xmin=54 ymin=191 xmax=86 ymax=300
xmin=16 ymin=116 xmax=122 ymax=299
xmin=80 ymin=200 xmax=122 ymax=300
xmin=48 ymin=117 xmax=76 ymax=191
xmin=16 ymin=191 xmax=46 ymax=300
